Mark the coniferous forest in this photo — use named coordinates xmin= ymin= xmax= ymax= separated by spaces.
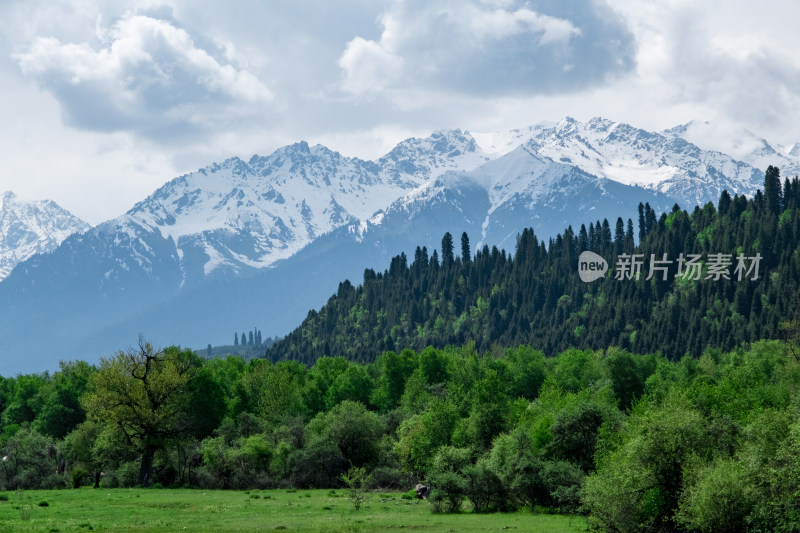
xmin=267 ymin=169 xmax=800 ymax=365
xmin=1 ymin=168 xmax=800 ymax=531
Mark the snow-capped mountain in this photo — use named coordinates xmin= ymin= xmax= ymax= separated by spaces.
xmin=475 ymin=117 xmax=764 ymax=209
xmin=0 ymin=130 xmax=491 ymax=373
xmin=0 ymin=191 xmax=90 ymax=281
xmin=0 ymin=117 xmax=784 ymax=374
xmin=363 ymin=142 xmax=674 ymax=256
xmin=104 ymin=130 xmax=489 ymax=286
xmin=663 ymin=120 xmax=800 ymax=179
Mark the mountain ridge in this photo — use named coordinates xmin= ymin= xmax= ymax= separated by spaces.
xmin=0 ymin=117 xmax=790 ymax=374
xmin=0 ymin=191 xmax=90 ymax=281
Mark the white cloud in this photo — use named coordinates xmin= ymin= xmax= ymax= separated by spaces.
xmin=605 ymin=0 xmax=800 ymax=145
xmin=3 ymin=0 xmax=800 ymax=226
xmin=467 ymin=7 xmax=580 ymax=44
xmin=338 ymin=0 xmax=632 ymax=99
xmin=338 ymin=37 xmax=404 ymax=96
xmin=14 ymin=12 xmax=272 ymax=141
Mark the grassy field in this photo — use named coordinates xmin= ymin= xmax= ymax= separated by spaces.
xmin=0 ymin=488 xmax=587 ymax=532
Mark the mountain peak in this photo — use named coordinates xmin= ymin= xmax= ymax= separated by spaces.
xmin=0 ymin=191 xmax=90 ymax=281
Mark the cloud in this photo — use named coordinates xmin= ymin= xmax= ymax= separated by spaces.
xmin=338 ymin=0 xmax=635 ymax=99
xmin=14 ymin=12 xmax=272 ymax=142
xmin=606 ymin=0 xmax=800 ymax=144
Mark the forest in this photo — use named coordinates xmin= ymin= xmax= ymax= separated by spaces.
xmin=266 ymin=167 xmax=800 ymax=364
xmin=1 ymin=168 xmax=800 ymax=532
xmin=3 ymin=339 xmax=800 ymax=531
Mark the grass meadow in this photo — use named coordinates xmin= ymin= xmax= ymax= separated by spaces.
xmin=0 ymin=488 xmax=587 ymax=532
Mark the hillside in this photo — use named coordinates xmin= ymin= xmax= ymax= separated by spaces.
xmin=266 ymin=169 xmax=800 ymax=364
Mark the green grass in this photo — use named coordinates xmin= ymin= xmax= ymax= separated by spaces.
xmin=0 ymin=488 xmax=587 ymax=532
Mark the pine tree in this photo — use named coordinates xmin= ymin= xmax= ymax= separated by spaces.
xmin=638 ymin=202 xmax=646 ymax=241
xmin=461 ymin=232 xmax=471 ymax=263
xmin=645 ymin=203 xmax=657 ymax=237
xmin=718 ymin=189 xmax=732 ymax=215
xmin=764 ymin=165 xmax=783 ymax=213
xmin=625 ymin=219 xmax=635 ymax=251
xmin=579 ymin=224 xmax=589 ymax=252
xmin=601 ymin=219 xmax=612 ymax=250
xmin=234 ymin=332 xmax=239 ymax=346
xmin=442 ymin=232 xmax=454 ymax=265
xmin=614 ymin=217 xmax=625 ymax=255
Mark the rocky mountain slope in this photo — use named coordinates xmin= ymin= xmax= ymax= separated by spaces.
xmin=0 ymin=191 xmax=90 ymax=281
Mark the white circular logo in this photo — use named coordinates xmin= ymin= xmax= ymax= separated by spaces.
xmin=578 ymin=251 xmax=608 ymax=282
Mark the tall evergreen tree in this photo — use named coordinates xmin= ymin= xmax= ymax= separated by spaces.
xmin=625 ymin=219 xmax=635 ymax=251
xmin=764 ymin=165 xmax=783 ymax=213
xmin=644 ymin=203 xmax=657 ymax=237
xmin=718 ymin=189 xmax=732 ymax=215
xmin=234 ymin=332 xmax=239 ymax=346
xmin=461 ymin=232 xmax=471 ymax=263
xmin=601 ymin=219 xmax=612 ymax=249
xmin=579 ymin=224 xmax=589 ymax=252
xmin=442 ymin=232 xmax=454 ymax=265
xmin=614 ymin=217 xmax=625 ymax=255
xmin=638 ymin=202 xmax=646 ymax=241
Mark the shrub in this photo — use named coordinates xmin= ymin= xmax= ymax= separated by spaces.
xmin=71 ymin=468 xmax=89 ymax=489
xmin=463 ymin=459 xmax=509 ymax=513
xmin=400 ymin=489 xmax=417 ymax=500
xmin=675 ymin=458 xmax=756 ymax=532
xmin=428 ymin=471 xmax=466 ymax=513
xmin=340 ymin=466 xmax=369 ymax=511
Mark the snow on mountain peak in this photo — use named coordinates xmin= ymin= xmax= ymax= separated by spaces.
xmin=473 ymin=117 xmax=764 ymax=209
xmin=0 ymin=190 xmax=91 ymax=281
xmin=6 ymin=117 xmax=781 ymax=289
xmin=90 ymin=129 xmax=491 ymax=281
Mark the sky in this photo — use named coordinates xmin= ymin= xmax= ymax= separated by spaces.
xmin=1 ymin=0 xmax=799 ymax=224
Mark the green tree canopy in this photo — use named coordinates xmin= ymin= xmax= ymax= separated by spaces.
xmin=82 ymin=340 xmax=199 ymax=486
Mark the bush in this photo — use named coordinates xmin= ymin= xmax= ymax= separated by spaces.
xmin=675 ymin=458 xmax=756 ymax=533
xmin=71 ymin=468 xmax=89 ymax=489
xmin=0 ymin=429 xmax=65 ymax=490
xmin=400 ymin=489 xmax=417 ymax=500
xmin=428 ymin=471 xmax=466 ymax=513
xmin=340 ymin=466 xmax=369 ymax=511
xmin=463 ymin=459 xmax=509 ymax=513
xmin=101 ymin=461 xmax=139 ymax=488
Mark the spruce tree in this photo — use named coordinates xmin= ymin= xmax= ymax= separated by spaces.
xmin=764 ymin=165 xmax=782 ymax=213
xmin=442 ymin=232 xmax=454 ymax=265
xmin=638 ymin=202 xmax=646 ymax=241
xmin=718 ymin=189 xmax=732 ymax=215
xmin=625 ymin=219 xmax=635 ymax=251
xmin=579 ymin=224 xmax=589 ymax=252
xmin=461 ymin=232 xmax=471 ymax=263
xmin=614 ymin=217 xmax=625 ymax=255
